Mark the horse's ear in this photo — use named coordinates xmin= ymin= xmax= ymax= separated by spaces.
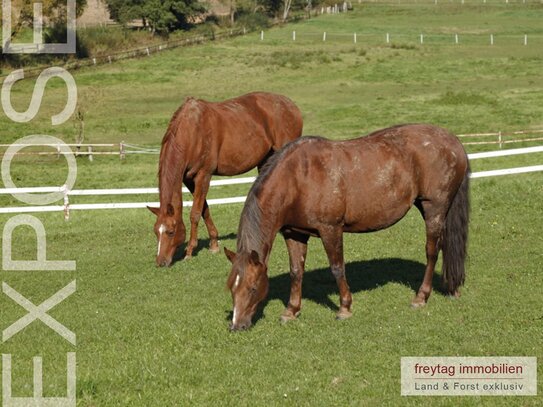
xmin=147 ymin=206 xmax=160 ymax=216
xmin=166 ymin=203 xmax=175 ymax=216
xmin=249 ymin=250 xmax=260 ymax=266
xmin=224 ymin=247 xmax=236 ymax=264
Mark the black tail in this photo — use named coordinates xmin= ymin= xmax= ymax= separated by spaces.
xmin=442 ymin=164 xmax=470 ymax=295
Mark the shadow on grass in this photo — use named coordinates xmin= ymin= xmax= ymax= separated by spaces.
xmin=234 ymin=258 xmax=444 ymax=326
xmin=171 ymin=233 xmax=238 ymax=264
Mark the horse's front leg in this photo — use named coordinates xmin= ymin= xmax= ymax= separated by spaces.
xmin=184 ymin=172 xmax=212 ymax=258
xmin=281 ymin=231 xmax=309 ymax=323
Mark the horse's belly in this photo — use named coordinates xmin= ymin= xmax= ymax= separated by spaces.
xmin=343 ymin=198 xmax=413 ymax=233
xmin=216 ymin=142 xmax=270 ymax=175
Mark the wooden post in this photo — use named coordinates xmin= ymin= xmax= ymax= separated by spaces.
xmin=323 ymin=32 xmax=327 ymax=42
xmin=108 ymin=56 xmax=112 ymax=64
xmin=524 ymin=34 xmax=527 ymax=45
xmin=293 ymin=31 xmax=296 ymax=41
xmin=386 ymin=33 xmax=390 ymax=44
xmin=120 ymin=142 xmax=125 ymax=160
xmin=62 ymin=184 xmax=70 ymax=221
xmin=455 ymin=34 xmax=459 ymax=44
xmin=420 ymin=33 xmax=424 ymax=44
xmin=88 ymin=146 xmax=93 ymax=162
xmin=354 ymin=33 xmax=357 ymax=43
xmin=260 ymin=31 xmax=264 ymax=41
xmin=490 ymin=34 xmax=494 ymax=45
xmin=498 ymin=131 xmax=502 ymax=149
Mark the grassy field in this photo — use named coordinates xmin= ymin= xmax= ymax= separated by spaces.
xmin=1 ymin=2 xmax=542 ymax=405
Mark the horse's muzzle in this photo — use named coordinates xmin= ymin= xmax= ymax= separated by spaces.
xmin=156 ymin=257 xmax=172 ymax=267
xmin=229 ymin=321 xmax=251 ymax=332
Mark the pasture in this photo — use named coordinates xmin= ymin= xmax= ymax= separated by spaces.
xmin=1 ymin=2 xmax=542 ymax=405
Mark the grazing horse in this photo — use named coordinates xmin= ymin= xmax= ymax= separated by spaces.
xmin=148 ymin=92 xmax=303 ymax=266
xmin=225 ymin=124 xmax=470 ymax=331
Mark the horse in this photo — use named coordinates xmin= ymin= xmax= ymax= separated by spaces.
xmin=147 ymin=92 xmax=303 ymax=267
xmin=224 ymin=124 xmax=470 ymax=331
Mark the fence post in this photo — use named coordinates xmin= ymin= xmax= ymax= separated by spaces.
xmin=293 ymin=31 xmax=296 ymax=41
xmin=498 ymin=131 xmax=502 ymax=149
xmin=92 ymin=57 xmax=96 ymax=65
xmin=354 ymin=33 xmax=357 ymax=43
xmin=260 ymin=31 xmax=264 ymax=41
xmin=524 ymin=34 xmax=527 ymax=45
xmin=88 ymin=146 xmax=93 ymax=162
xmin=323 ymin=32 xmax=327 ymax=42
xmin=420 ymin=33 xmax=424 ymax=44
xmin=108 ymin=56 xmax=112 ymax=64
xmin=62 ymin=184 xmax=70 ymax=221
xmin=455 ymin=34 xmax=459 ymax=44
xmin=120 ymin=142 xmax=125 ymax=160
xmin=386 ymin=33 xmax=390 ymax=44
xmin=146 ymin=48 xmax=150 ymax=56
xmin=56 ymin=144 xmax=61 ymax=159
xmin=490 ymin=34 xmax=494 ymax=45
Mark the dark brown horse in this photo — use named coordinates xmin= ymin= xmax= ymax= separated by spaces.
xmin=148 ymin=92 xmax=303 ymax=266
xmin=225 ymin=124 xmax=470 ymax=330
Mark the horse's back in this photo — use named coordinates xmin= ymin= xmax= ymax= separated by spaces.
xmin=228 ymin=92 xmax=303 ymax=147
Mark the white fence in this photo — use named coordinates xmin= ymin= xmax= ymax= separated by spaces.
xmin=0 ymin=146 xmax=542 ymax=219
xmin=1 ymin=129 xmax=542 ymax=161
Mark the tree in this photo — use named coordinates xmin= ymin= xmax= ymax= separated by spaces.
xmin=105 ymin=0 xmax=206 ymax=34
xmin=0 ymin=0 xmax=86 ymax=39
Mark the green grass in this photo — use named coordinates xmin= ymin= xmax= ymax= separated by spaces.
xmin=0 ymin=2 xmax=542 ymax=405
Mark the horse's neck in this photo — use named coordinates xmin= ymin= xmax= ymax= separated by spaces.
xmin=238 ymin=191 xmax=283 ymax=265
xmin=159 ymin=142 xmax=186 ymax=208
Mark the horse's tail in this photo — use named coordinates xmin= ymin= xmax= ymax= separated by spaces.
xmin=441 ymin=162 xmax=470 ymax=296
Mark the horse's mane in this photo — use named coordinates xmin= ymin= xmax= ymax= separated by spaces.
xmin=157 ymin=103 xmax=188 ymax=203
xmin=237 ymin=136 xmax=324 ymax=254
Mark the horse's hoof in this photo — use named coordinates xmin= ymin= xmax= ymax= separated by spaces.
xmin=336 ymin=310 xmax=352 ymax=320
xmin=209 ymin=246 xmax=220 ymax=254
xmin=411 ymin=298 xmax=427 ymax=308
xmin=448 ymin=291 xmax=461 ymax=300
xmin=183 ymin=253 xmax=193 ymax=260
xmin=280 ymin=309 xmax=300 ymax=323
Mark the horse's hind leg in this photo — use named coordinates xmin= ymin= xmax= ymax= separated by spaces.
xmin=201 ymin=201 xmax=219 ymax=253
xmin=319 ymin=227 xmax=352 ymax=319
xmin=412 ymin=200 xmax=446 ymax=307
xmin=281 ymin=231 xmax=309 ymax=323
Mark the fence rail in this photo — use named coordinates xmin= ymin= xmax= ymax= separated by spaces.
xmin=1 ymin=147 xmax=542 ymax=218
xmin=1 ymin=129 xmax=542 ymax=160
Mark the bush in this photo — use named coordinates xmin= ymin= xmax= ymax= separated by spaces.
xmin=235 ymin=12 xmax=270 ymax=31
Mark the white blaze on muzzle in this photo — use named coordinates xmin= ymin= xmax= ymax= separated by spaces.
xmin=157 ymin=224 xmax=166 ymax=256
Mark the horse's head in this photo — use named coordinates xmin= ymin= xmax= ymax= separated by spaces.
xmin=224 ymin=247 xmax=268 ymax=331
xmin=147 ymin=204 xmax=186 ymax=267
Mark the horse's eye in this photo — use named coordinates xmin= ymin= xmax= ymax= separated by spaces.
xmin=250 ymin=286 xmax=257 ymax=295
xmin=166 ymin=230 xmax=175 ymax=237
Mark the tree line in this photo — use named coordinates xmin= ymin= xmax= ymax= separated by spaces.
xmin=104 ymin=0 xmax=316 ymax=34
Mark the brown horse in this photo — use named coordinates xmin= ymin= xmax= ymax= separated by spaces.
xmin=148 ymin=92 xmax=303 ymax=266
xmin=225 ymin=124 xmax=470 ymax=330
